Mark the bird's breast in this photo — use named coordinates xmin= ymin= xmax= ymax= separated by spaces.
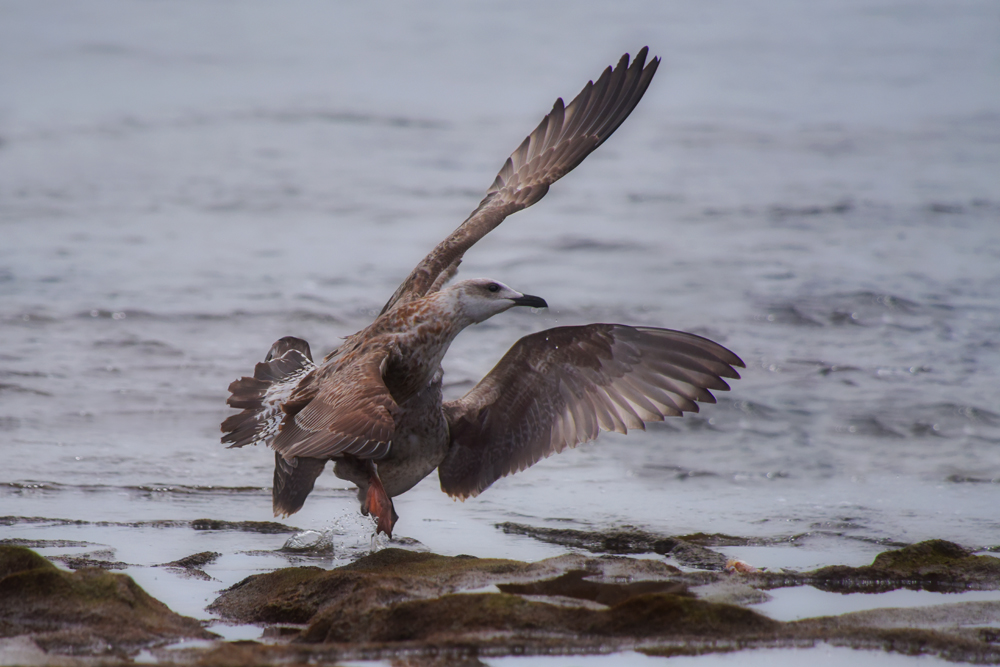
xmin=382 ymin=321 xmax=456 ymax=399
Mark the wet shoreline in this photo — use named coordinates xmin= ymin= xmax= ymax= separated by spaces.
xmin=4 ymin=531 xmax=1000 ymax=664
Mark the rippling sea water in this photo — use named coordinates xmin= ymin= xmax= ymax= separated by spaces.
xmin=2 ymin=0 xmax=999 ymax=661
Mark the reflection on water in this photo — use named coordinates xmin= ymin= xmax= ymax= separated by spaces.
xmin=2 ymin=0 xmax=999 ymax=657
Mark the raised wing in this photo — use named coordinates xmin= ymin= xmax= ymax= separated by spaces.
xmin=269 ymin=348 xmax=399 ymax=461
xmin=438 ymin=324 xmax=744 ymax=499
xmin=381 ymin=48 xmax=660 ymax=315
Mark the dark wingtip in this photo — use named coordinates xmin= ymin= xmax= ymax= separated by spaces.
xmin=272 ymin=454 xmax=327 ymax=517
xmin=633 ymin=46 xmax=660 ymax=68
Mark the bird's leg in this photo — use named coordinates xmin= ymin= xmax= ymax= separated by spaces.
xmin=361 ymin=460 xmax=398 ymax=538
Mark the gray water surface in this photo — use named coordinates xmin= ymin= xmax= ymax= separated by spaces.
xmin=2 ymin=0 xmax=999 ymax=659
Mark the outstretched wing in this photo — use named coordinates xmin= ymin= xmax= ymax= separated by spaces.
xmin=269 ymin=348 xmax=399 ymax=461
xmin=438 ymin=324 xmax=744 ymax=499
xmin=381 ymin=48 xmax=660 ymax=315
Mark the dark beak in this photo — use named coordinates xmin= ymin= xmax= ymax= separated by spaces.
xmin=511 ymin=294 xmax=548 ymax=309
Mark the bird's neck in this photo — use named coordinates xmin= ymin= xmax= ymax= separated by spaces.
xmin=372 ymin=294 xmax=473 ymax=400
xmin=383 ymin=291 xmax=477 ymax=335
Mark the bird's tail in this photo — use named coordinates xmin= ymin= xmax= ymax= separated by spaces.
xmin=221 ymin=336 xmax=316 ymax=449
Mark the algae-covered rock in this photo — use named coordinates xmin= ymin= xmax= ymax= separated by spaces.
xmin=306 ymin=592 xmax=588 ymax=643
xmin=497 ymin=569 xmax=691 ymax=606
xmin=209 ymin=546 xmax=777 ymax=649
xmin=209 ymin=547 xmax=693 ymax=629
xmin=304 ymin=590 xmax=777 ymax=644
xmin=871 ymin=540 xmax=999 ymax=579
xmin=196 ymin=541 xmax=1000 ymax=664
xmin=0 ymin=545 xmax=215 ymax=655
xmin=208 ymin=548 xmax=531 ymax=625
xmin=809 ymin=539 xmax=1000 ymax=592
xmin=0 ymin=545 xmax=51 ymax=579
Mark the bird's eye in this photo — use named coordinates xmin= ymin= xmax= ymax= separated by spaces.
xmin=487 ymin=283 xmax=500 ymax=293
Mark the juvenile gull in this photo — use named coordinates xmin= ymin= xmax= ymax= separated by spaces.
xmin=222 ymin=48 xmax=744 ymax=537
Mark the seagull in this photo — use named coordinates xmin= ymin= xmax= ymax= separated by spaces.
xmin=222 ymin=48 xmax=744 ymax=537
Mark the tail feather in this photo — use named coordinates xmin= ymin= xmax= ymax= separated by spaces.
xmin=225 ymin=376 xmax=271 ymax=409
xmin=221 ymin=336 xmax=316 ymax=449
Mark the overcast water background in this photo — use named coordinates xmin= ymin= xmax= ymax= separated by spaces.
xmin=2 ymin=0 xmax=999 ymax=663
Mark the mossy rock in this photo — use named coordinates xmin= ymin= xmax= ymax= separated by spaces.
xmin=303 ymin=590 xmax=777 ymax=644
xmin=871 ymin=540 xmax=997 ymax=577
xmin=209 ymin=546 xmax=776 ymax=647
xmin=0 ymin=546 xmax=215 ymax=655
xmin=194 ymin=543 xmax=1000 ymax=663
xmin=0 ymin=545 xmax=53 ymax=579
xmin=809 ymin=540 xmax=1000 ymax=592
xmin=209 ymin=548 xmax=529 ymax=625
xmin=336 ymin=547 xmax=524 ymax=577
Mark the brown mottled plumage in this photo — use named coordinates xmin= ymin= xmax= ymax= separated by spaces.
xmin=222 ymin=49 xmax=744 ymax=537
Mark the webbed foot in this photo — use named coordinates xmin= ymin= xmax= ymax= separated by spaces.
xmin=361 ymin=461 xmax=398 ymax=538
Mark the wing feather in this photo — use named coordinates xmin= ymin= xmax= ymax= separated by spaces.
xmin=381 ymin=48 xmax=660 ymax=314
xmin=270 ymin=349 xmax=398 ymax=461
xmin=438 ymin=324 xmax=744 ymax=499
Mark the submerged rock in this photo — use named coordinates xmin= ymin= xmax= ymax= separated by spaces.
xmin=50 ymin=548 xmax=132 ymax=571
xmin=498 ymin=521 xmax=680 ymax=555
xmin=0 ymin=546 xmax=215 ymax=656
xmin=190 ymin=518 xmax=296 ymax=534
xmin=48 ymin=555 xmax=131 ymax=570
xmin=0 ymin=538 xmax=95 ymax=549
xmin=159 ymin=551 xmax=221 ymax=569
xmin=502 ymin=523 xmax=1000 ymax=594
xmin=155 ymin=551 xmax=222 ymax=582
xmin=498 ymin=521 xmax=731 ymax=570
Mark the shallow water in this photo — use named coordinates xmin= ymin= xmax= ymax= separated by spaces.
xmin=2 ymin=0 xmax=999 ymax=661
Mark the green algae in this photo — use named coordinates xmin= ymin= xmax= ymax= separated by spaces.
xmin=336 ymin=547 xmax=524 ymax=577
xmin=303 ymin=590 xmax=778 ymax=644
xmin=0 ymin=545 xmax=215 ymax=655
xmin=5 ymin=538 xmax=1000 ymax=664
xmin=0 ymin=545 xmax=54 ymax=579
xmin=498 ymin=569 xmax=691 ymax=606
xmin=808 ymin=539 xmax=1000 ymax=593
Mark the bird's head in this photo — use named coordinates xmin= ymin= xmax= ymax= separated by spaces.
xmin=446 ymin=278 xmax=548 ymax=324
